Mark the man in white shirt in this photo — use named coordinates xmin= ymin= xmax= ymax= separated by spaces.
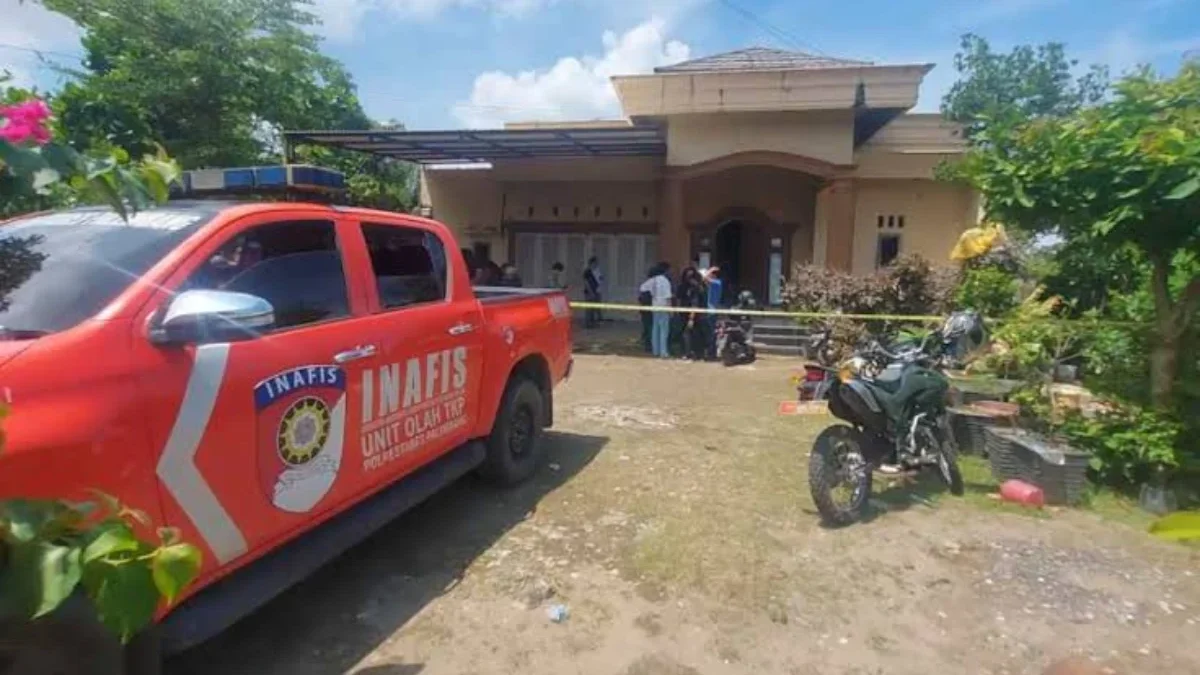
xmin=639 ymin=263 xmax=674 ymax=358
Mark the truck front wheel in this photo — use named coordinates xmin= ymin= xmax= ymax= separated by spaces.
xmin=480 ymin=378 xmax=546 ymax=485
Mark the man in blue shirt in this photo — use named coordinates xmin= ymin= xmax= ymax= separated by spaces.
xmin=704 ymin=267 xmax=723 ymax=360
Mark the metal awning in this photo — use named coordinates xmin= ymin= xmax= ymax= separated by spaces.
xmin=283 ymin=127 xmax=667 ymax=164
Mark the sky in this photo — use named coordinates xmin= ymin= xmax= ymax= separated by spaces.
xmin=3 ymin=0 xmax=1199 ymax=131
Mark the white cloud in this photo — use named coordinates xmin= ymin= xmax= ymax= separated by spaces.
xmin=0 ymin=1 xmax=82 ymax=89
xmin=1092 ymin=29 xmax=1200 ymax=75
xmin=451 ymin=17 xmax=690 ymax=128
xmin=309 ymin=0 xmax=559 ymax=41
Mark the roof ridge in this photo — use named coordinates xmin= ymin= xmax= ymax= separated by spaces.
xmin=654 ymin=45 xmax=873 ymax=74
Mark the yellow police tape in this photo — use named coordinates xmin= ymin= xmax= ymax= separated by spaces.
xmin=568 ymin=301 xmax=1148 ymax=327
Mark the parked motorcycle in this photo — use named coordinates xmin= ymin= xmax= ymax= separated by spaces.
xmin=716 ymin=290 xmax=758 ymax=367
xmin=795 ymin=324 xmax=835 ymax=401
xmin=807 ymin=312 xmax=987 ymax=526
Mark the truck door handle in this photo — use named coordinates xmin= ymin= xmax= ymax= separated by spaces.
xmin=333 ymin=344 xmax=377 ymax=364
xmin=448 ymin=322 xmax=475 ymax=336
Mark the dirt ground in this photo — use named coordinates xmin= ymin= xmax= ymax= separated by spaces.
xmin=168 ymin=353 xmax=1200 ymax=675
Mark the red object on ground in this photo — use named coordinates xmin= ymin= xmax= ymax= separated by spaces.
xmin=1000 ymin=479 xmax=1045 ymax=508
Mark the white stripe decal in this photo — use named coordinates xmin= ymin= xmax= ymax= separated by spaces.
xmin=156 ymin=343 xmax=248 ymax=564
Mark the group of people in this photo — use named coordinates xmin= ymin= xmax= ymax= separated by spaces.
xmin=462 ymin=249 xmax=523 ymax=287
xmin=637 ymin=261 xmax=725 ymax=360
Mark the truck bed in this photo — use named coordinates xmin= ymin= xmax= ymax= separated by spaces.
xmin=473 ymin=285 xmax=564 ymax=303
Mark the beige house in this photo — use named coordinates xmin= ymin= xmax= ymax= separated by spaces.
xmin=291 ymin=47 xmax=977 ymax=305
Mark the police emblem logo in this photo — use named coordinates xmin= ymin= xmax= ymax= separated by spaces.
xmin=254 ymin=365 xmax=347 ymax=513
xmin=277 ymin=397 xmax=331 ymax=465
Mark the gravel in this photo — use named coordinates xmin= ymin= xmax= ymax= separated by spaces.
xmin=974 ymin=539 xmax=1175 ymax=626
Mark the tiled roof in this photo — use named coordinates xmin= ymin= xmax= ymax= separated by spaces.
xmin=654 ymin=46 xmax=872 ymax=74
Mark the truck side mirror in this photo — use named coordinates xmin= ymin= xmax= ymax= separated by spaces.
xmin=153 ymin=290 xmax=275 ymax=345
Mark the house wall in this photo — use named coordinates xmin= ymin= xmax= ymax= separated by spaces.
xmin=422 ymin=168 xmax=506 ymax=259
xmin=851 ymin=179 xmax=976 ymax=275
xmin=681 ymin=164 xmax=818 ymax=227
xmin=667 ymin=110 xmax=855 ymax=166
xmin=501 ymin=181 xmax=659 ymax=224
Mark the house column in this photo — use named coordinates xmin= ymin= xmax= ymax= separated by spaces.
xmin=821 ymin=177 xmax=855 ymax=272
xmin=659 ymin=175 xmax=688 ymax=270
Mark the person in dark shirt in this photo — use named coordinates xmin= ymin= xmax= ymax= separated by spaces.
xmin=474 ymin=259 xmax=502 ymax=285
xmin=677 ymin=266 xmax=707 ymax=360
xmin=703 ymin=267 xmax=724 ymax=360
xmin=583 ymin=256 xmax=603 ymax=328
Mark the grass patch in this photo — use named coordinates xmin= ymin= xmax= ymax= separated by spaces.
xmin=953 ymin=455 xmax=1167 ymax=531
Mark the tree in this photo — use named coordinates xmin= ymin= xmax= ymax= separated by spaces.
xmin=948 ymin=64 xmax=1200 ymax=408
xmin=942 ymin=33 xmax=1109 ymax=134
xmin=294 ymin=139 xmax=418 ymax=213
xmin=38 ymin=0 xmax=371 ymax=168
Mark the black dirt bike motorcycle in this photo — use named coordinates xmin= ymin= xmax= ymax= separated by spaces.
xmin=806 ymin=311 xmax=987 ymax=526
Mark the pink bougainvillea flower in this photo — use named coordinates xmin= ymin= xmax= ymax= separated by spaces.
xmin=0 ymin=98 xmax=53 ymax=145
xmin=1 ymin=99 xmax=52 ymax=125
xmin=0 ymin=120 xmax=50 ymax=145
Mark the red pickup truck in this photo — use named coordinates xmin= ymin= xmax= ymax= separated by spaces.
xmin=0 ymin=200 xmax=572 ymax=658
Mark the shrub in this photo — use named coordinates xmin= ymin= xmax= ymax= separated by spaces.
xmin=955 ymin=265 xmax=1019 ymax=317
xmin=1009 ymin=383 xmax=1198 ymax=494
xmin=1059 ymin=405 xmax=1195 ymax=490
xmin=973 ymin=290 xmax=1083 ymax=380
xmin=781 ymin=254 xmax=957 ymax=357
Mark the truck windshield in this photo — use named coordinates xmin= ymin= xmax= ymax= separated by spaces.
xmin=0 ymin=205 xmax=216 ymax=336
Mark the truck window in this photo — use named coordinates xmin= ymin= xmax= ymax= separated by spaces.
xmin=181 ymin=220 xmax=349 ymax=330
xmin=0 ymin=206 xmax=216 ymax=336
xmin=361 ymin=223 xmax=447 ymax=309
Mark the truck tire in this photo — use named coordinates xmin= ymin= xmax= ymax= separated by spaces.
xmin=480 ymin=378 xmax=546 ymax=486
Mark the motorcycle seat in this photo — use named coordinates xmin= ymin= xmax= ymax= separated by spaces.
xmin=869 ymin=366 xmax=904 ymax=394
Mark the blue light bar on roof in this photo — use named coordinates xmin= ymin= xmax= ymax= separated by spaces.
xmin=178 ymin=164 xmax=346 ymax=195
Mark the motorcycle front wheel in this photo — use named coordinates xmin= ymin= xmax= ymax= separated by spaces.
xmin=921 ymin=423 xmax=965 ymax=496
xmin=808 ymin=424 xmax=873 ymax=526
xmin=935 ymin=440 xmax=965 ymax=496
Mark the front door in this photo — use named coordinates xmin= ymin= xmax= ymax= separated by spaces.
xmin=136 ymin=212 xmax=375 ymax=570
xmin=713 ymin=220 xmax=773 ymax=304
xmin=341 ymin=217 xmax=486 ymax=490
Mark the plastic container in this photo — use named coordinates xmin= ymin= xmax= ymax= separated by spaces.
xmin=985 ymin=427 xmax=1091 ymax=505
xmin=1000 ymin=479 xmax=1045 ymax=508
xmin=948 ymin=403 xmax=1017 ymax=456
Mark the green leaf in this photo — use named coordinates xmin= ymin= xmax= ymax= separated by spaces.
xmin=40 ymin=143 xmax=85 ymax=177
xmin=150 ymin=543 xmax=202 ymax=605
xmin=82 ymin=525 xmax=142 ymax=564
xmin=84 ymin=156 xmax=117 ymax=181
xmin=1013 ymin=183 xmax=1033 ymax=208
xmin=0 ymin=540 xmax=83 ymax=619
xmin=86 ymin=172 xmax=127 ymax=222
xmin=1148 ymin=511 xmax=1200 ymax=541
xmin=82 ymin=560 xmax=159 ymax=643
xmin=0 ymin=141 xmax=49 ymax=175
xmin=1165 ymin=177 xmax=1200 ymax=201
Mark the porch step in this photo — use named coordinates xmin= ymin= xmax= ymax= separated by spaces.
xmin=753 ymin=341 xmax=806 ymax=357
xmin=754 ymin=324 xmax=805 ymax=339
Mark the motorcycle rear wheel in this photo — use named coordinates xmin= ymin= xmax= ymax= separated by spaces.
xmin=935 ymin=439 xmax=965 ymax=496
xmin=808 ymin=425 xmax=873 ymax=526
